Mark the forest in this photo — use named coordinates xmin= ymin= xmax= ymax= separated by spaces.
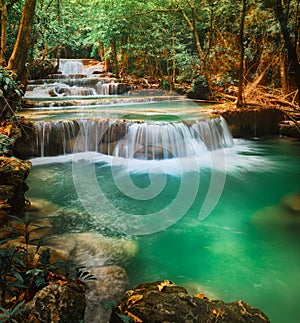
xmin=0 ymin=0 xmax=300 ymax=117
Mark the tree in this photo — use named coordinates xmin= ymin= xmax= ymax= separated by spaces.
xmin=7 ymin=0 xmax=37 ymax=87
xmin=272 ymin=0 xmax=300 ymax=104
xmin=0 ymin=0 xmax=7 ymax=66
xmin=237 ymin=0 xmax=247 ymax=107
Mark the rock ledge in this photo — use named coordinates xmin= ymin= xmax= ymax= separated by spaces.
xmin=110 ymin=280 xmax=270 ymax=323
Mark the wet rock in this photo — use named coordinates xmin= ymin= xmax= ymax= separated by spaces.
xmin=117 ymin=83 xmax=132 ymax=95
xmin=47 ymin=232 xmax=138 ymax=268
xmin=85 ymin=266 xmax=128 ymax=323
xmin=219 ymin=108 xmax=285 ymax=138
xmin=12 ymin=121 xmax=38 ymax=158
xmin=25 ymin=283 xmax=86 ymax=323
xmin=110 ymin=280 xmax=270 ymax=323
xmin=280 ymin=192 xmax=300 ymax=214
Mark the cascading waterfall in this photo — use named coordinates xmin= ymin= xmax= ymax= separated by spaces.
xmin=33 ymin=117 xmax=233 ymax=159
xmin=59 ymin=60 xmax=86 ymax=75
xmin=25 ymin=59 xmax=120 ymax=98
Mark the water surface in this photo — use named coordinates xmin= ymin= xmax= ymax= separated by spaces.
xmin=26 ymin=137 xmax=300 ymax=323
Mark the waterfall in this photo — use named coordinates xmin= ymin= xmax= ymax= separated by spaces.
xmin=33 ymin=117 xmax=233 ymax=159
xmin=96 ymin=81 xmax=118 ymax=95
xmin=59 ymin=60 xmax=86 ymax=75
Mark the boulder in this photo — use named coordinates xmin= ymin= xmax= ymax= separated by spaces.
xmin=0 ymin=156 xmax=31 ymax=186
xmin=110 ymin=280 xmax=270 ymax=323
xmin=0 ymin=156 xmax=31 ymax=223
xmin=25 ymin=283 xmax=86 ymax=323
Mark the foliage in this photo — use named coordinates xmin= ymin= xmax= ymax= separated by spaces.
xmin=0 ymin=134 xmax=12 ymax=155
xmin=0 ymin=301 xmax=28 ymax=323
xmin=3 ymin=0 xmax=300 ymax=101
xmin=75 ymin=266 xmax=97 ymax=283
xmin=0 ymin=67 xmax=23 ymax=121
xmin=0 ymin=212 xmax=95 ymax=319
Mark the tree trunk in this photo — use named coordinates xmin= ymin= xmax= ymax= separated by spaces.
xmin=0 ymin=0 xmax=7 ymax=66
xmin=7 ymin=0 xmax=37 ymax=87
xmin=111 ymin=38 xmax=119 ymax=78
xmin=176 ymin=0 xmax=212 ymax=95
xmin=280 ymin=52 xmax=288 ymax=95
xmin=273 ymin=0 xmax=300 ymax=105
xmin=237 ymin=0 xmax=247 ymax=108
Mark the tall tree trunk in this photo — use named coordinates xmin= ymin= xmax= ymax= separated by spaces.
xmin=280 ymin=52 xmax=288 ymax=95
xmin=273 ymin=0 xmax=300 ymax=105
xmin=7 ymin=0 xmax=37 ymax=87
xmin=111 ymin=38 xmax=119 ymax=78
xmin=0 ymin=0 xmax=7 ymax=66
xmin=237 ymin=0 xmax=247 ymax=108
xmin=176 ymin=0 xmax=212 ymax=95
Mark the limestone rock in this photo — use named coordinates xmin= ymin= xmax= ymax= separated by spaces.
xmin=85 ymin=266 xmax=128 ymax=323
xmin=110 ymin=280 xmax=270 ymax=323
xmin=25 ymin=283 xmax=86 ymax=323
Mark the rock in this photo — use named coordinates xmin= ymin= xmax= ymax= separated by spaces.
xmin=47 ymin=232 xmax=138 ymax=268
xmin=251 ymin=193 xmax=300 ymax=235
xmin=5 ymin=240 xmax=69 ymax=265
xmin=0 ymin=156 xmax=31 ymax=185
xmin=280 ymin=192 xmax=300 ymax=214
xmin=12 ymin=121 xmax=38 ymax=159
xmin=85 ymin=266 xmax=128 ymax=323
xmin=110 ymin=280 xmax=270 ymax=323
xmin=219 ymin=108 xmax=285 ymax=138
xmin=25 ymin=283 xmax=86 ymax=323
xmin=0 ymin=156 xmax=31 ymax=222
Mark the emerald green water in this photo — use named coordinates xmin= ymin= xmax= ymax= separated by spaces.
xmin=26 ymin=137 xmax=300 ymax=322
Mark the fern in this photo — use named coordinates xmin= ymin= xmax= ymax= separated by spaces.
xmin=37 ymin=248 xmax=51 ymax=272
xmin=0 ymin=301 xmax=28 ymax=323
xmin=75 ymin=266 xmax=97 ymax=282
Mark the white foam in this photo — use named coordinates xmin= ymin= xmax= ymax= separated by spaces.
xmin=30 ymin=139 xmax=276 ymax=175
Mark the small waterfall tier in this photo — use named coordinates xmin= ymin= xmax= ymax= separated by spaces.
xmin=33 ymin=117 xmax=233 ymax=159
xmin=26 ymin=59 xmax=130 ymax=98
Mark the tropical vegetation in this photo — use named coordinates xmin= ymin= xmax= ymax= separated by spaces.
xmin=0 ymin=0 xmax=299 ymax=112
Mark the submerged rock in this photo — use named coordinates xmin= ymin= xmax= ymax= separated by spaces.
xmin=85 ymin=266 xmax=128 ymax=323
xmin=280 ymin=192 xmax=300 ymax=214
xmin=251 ymin=192 xmax=300 ymax=236
xmin=47 ymin=232 xmax=138 ymax=268
xmin=110 ymin=280 xmax=270 ymax=323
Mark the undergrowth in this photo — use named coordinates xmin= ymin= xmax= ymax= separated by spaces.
xmin=0 ymin=212 xmax=96 ymax=323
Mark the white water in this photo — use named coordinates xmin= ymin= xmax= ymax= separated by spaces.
xmin=33 ymin=117 xmax=234 ymax=159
